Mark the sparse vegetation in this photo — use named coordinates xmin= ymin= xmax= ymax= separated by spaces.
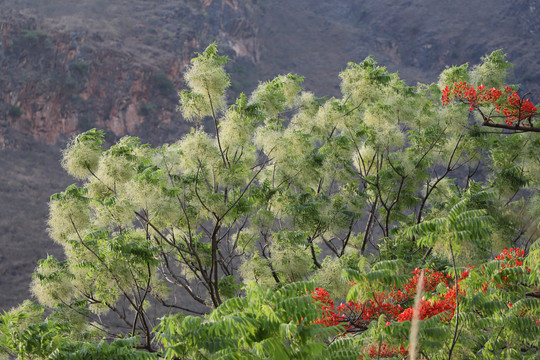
xmin=8 ymin=105 xmax=23 ymax=118
xmin=15 ymin=29 xmax=53 ymax=49
xmin=62 ymin=75 xmax=79 ymax=93
xmin=70 ymin=61 xmax=90 ymax=76
xmin=19 ymin=29 xmax=48 ymax=42
xmin=138 ymin=101 xmax=155 ymax=116
xmin=152 ymin=72 xmax=176 ymax=97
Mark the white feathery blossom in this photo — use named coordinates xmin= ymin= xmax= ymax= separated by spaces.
xmin=61 ymin=129 xmax=104 ymax=179
xmin=182 ymin=43 xmax=230 ymax=119
xmin=470 ymin=49 xmax=512 ymax=89
xmin=178 ymin=130 xmax=221 ymax=173
xmin=48 ymin=197 xmax=90 ymax=244
xmin=437 ymin=63 xmax=470 ymax=91
xmin=30 ymin=257 xmax=74 ymax=308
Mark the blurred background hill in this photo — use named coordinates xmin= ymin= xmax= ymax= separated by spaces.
xmin=1 ymin=0 xmax=539 ymax=309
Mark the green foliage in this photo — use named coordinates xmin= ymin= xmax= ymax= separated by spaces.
xmin=70 ymin=61 xmax=90 ymax=76
xmin=405 ymin=189 xmax=495 ymax=259
xmin=339 ymin=56 xmax=391 ymax=104
xmin=470 ymin=49 xmax=513 ymax=89
xmin=53 ymin=337 xmax=158 ymax=360
xmin=0 ymin=301 xmax=61 ymax=359
xmin=344 ymin=258 xmax=409 ymax=302
xmin=179 ymin=43 xmax=230 ymax=121
xmin=138 ymin=101 xmax=156 ymax=116
xmin=155 ymin=281 xmax=351 ymax=359
xmin=8 ymin=105 xmax=22 ymax=118
xmin=438 ymin=63 xmax=470 ymax=90
xmin=20 ymin=29 xmax=48 ymax=41
xmin=152 ymin=72 xmax=176 ymax=97
xmin=0 ymin=301 xmax=155 ymax=360
xmin=31 ymin=255 xmax=74 ymax=307
xmin=6 ymin=45 xmax=539 ymax=357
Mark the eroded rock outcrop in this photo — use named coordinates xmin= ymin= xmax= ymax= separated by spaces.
xmin=0 ymin=0 xmax=260 ymax=149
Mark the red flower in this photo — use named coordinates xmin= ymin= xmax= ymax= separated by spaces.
xmin=441 ymin=82 xmax=537 ymax=127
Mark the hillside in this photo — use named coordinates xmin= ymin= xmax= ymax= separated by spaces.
xmin=0 ymin=0 xmax=539 ymax=310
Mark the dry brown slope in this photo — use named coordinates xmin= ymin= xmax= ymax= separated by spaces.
xmin=256 ymin=0 xmax=540 ymax=95
xmin=0 ymin=138 xmax=70 ymax=308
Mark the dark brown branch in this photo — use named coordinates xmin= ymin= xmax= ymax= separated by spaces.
xmin=482 ymin=121 xmax=540 ymax=132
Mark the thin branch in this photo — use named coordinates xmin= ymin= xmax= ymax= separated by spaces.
xmin=206 ymin=87 xmax=229 ymax=167
xmin=447 ymin=240 xmax=460 ymax=360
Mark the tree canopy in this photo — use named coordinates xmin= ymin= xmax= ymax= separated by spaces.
xmin=1 ymin=45 xmax=538 ymax=359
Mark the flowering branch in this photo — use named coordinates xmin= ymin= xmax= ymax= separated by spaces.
xmin=442 ymin=82 xmax=540 ymax=132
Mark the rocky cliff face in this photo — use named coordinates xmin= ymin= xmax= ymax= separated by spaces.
xmin=0 ymin=0 xmax=538 ymax=310
xmin=0 ymin=0 xmax=260 ymax=149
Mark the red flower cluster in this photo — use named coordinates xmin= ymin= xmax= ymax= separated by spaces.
xmin=478 ymin=248 xmax=530 ymax=292
xmin=503 ymin=90 xmax=538 ymax=125
xmin=492 ymin=247 xmax=532 ymax=287
xmin=313 ymin=268 xmax=462 ymax=330
xmin=362 ymin=344 xmax=407 ymax=359
xmin=495 ymin=247 xmax=525 ymax=267
xmin=441 ymin=82 xmax=503 ymax=111
xmin=312 ymin=250 xmax=535 ymax=359
xmin=335 ymin=292 xmax=405 ymax=330
xmin=311 ymin=287 xmax=343 ymax=326
xmin=441 ymin=82 xmax=537 ymax=126
xmin=397 ymin=288 xmax=456 ymax=322
xmin=402 ymin=268 xmax=451 ymax=298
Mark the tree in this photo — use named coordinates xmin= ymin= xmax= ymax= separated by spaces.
xmin=4 ymin=44 xmax=538 ymax=357
xmin=441 ymin=50 xmax=539 ymax=133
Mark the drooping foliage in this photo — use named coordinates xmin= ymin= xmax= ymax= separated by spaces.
xmin=155 ymin=281 xmax=356 ymax=359
xmin=2 ymin=44 xmax=538 ymax=359
xmin=0 ymin=301 xmax=156 ymax=360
